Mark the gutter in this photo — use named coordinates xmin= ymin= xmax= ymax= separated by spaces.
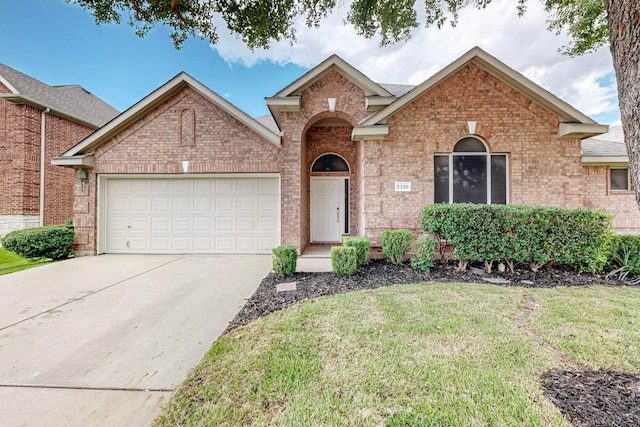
xmin=40 ymin=107 xmax=50 ymax=227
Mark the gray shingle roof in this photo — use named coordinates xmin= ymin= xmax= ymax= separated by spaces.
xmin=255 ymin=114 xmax=280 ymax=133
xmin=378 ymin=83 xmax=416 ymax=97
xmin=0 ymin=63 xmax=119 ymax=127
xmin=582 ymin=125 xmax=627 ymax=156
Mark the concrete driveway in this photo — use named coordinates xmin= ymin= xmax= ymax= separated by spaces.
xmin=0 ymin=254 xmax=271 ymax=426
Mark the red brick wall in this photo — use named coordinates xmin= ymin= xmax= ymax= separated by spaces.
xmin=583 ymin=165 xmax=640 ymax=234
xmin=73 ymin=86 xmax=282 ymax=254
xmin=360 ymin=60 xmax=587 ymax=243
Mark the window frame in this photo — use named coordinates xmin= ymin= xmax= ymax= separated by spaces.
xmin=434 ymin=137 xmax=509 ymax=204
xmin=609 ymin=167 xmax=631 ymax=193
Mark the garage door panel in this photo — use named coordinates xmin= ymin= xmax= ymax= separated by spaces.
xmin=105 ymin=177 xmax=279 ymax=254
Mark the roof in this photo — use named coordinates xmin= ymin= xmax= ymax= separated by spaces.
xmin=53 ymin=72 xmax=280 ymax=167
xmin=355 ymin=47 xmax=608 ymax=140
xmin=255 ymin=115 xmax=280 ymax=134
xmin=0 ymin=63 xmax=119 ymax=128
xmin=582 ymin=126 xmax=628 ymax=164
xmin=378 ymin=83 xmax=415 ymax=97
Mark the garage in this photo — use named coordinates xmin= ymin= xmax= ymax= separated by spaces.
xmin=100 ymin=176 xmax=280 ymax=254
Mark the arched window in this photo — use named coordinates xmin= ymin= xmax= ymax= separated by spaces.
xmin=434 ymin=137 xmax=507 ymax=204
xmin=311 ymin=153 xmax=350 ymax=172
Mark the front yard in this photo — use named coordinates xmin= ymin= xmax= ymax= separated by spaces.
xmin=155 ymin=281 xmax=640 ymax=426
xmin=0 ymin=247 xmax=50 ymax=276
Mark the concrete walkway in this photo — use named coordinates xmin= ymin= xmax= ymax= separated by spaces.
xmin=297 ymin=245 xmax=332 ymax=272
xmin=0 ymin=254 xmax=271 ymax=426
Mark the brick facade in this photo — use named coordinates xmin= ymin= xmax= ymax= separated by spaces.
xmin=0 ymin=84 xmax=94 ymax=236
xmin=65 ymin=55 xmax=640 ymax=255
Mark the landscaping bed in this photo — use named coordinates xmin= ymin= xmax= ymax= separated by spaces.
xmin=226 ymin=259 xmax=638 ymax=427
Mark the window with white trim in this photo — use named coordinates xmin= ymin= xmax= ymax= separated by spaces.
xmin=610 ymin=168 xmax=630 ymax=192
xmin=434 ymin=137 xmax=508 ymax=204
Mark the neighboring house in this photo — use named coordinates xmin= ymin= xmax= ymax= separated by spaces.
xmin=53 ymin=47 xmax=640 ymax=256
xmin=0 ymin=63 xmax=118 ymax=236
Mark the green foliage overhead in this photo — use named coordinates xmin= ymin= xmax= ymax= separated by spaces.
xmin=68 ymin=0 xmax=607 ymax=54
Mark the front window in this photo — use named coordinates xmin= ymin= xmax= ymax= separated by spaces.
xmin=434 ymin=137 xmax=507 ymax=204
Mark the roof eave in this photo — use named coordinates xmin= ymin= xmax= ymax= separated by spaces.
xmin=582 ymin=155 xmax=629 ymax=165
xmin=0 ymin=93 xmax=100 ymax=129
xmin=351 ymin=125 xmax=389 ymax=140
xmin=51 ymin=153 xmax=95 ymax=168
xmin=560 ymin=123 xmax=609 ymax=139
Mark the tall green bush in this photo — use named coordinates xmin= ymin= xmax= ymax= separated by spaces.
xmin=1 ymin=225 xmax=74 ymax=260
xmin=331 ymin=246 xmax=357 ymax=275
xmin=342 ymin=236 xmax=370 ymax=265
xmin=421 ymin=204 xmax=612 ymax=273
xmin=380 ymin=229 xmax=413 ymax=265
xmin=272 ymin=246 xmax=298 ymax=276
xmin=410 ymin=234 xmax=438 ymax=271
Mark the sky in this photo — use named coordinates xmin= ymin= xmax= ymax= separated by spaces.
xmin=0 ymin=0 xmax=620 ymax=125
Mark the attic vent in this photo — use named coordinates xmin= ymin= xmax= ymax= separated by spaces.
xmin=180 ymin=108 xmax=195 ymax=146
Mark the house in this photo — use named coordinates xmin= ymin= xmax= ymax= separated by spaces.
xmin=52 ymin=47 xmax=640 ymax=256
xmin=0 ymin=63 xmax=119 ymax=236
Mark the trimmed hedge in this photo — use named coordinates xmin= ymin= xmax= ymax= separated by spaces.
xmin=272 ymin=246 xmax=298 ymax=276
xmin=342 ymin=236 xmax=371 ymax=265
xmin=331 ymin=246 xmax=357 ymax=275
xmin=380 ymin=229 xmax=413 ymax=265
xmin=421 ymin=204 xmax=612 ymax=273
xmin=2 ymin=225 xmax=74 ymax=260
xmin=410 ymin=234 xmax=438 ymax=271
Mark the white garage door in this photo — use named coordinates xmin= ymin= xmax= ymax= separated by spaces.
xmin=103 ymin=176 xmax=280 ymax=254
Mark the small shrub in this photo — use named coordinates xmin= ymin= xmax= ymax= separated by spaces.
xmin=606 ymin=246 xmax=640 ymax=284
xmin=410 ymin=234 xmax=438 ymax=271
xmin=380 ymin=229 xmax=413 ymax=265
xmin=331 ymin=246 xmax=357 ymax=275
xmin=342 ymin=236 xmax=370 ymax=265
xmin=1 ymin=225 xmax=74 ymax=260
xmin=272 ymin=246 xmax=298 ymax=276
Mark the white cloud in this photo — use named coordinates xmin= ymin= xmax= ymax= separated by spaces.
xmin=210 ymin=0 xmax=618 ymax=121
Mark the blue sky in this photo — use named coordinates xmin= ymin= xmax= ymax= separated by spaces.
xmin=1 ymin=0 xmax=621 ymax=124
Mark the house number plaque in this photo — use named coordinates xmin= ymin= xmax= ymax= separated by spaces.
xmin=395 ymin=182 xmax=411 ymax=192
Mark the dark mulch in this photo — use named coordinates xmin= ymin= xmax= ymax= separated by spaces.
xmin=225 ymin=259 xmax=637 ymax=426
xmin=227 ymin=259 xmax=626 ymax=332
xmin=543 ymin=370 xmax=640 ymax=426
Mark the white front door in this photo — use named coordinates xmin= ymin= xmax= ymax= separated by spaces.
xmin=311 ymin=178 xmax=343 ymax=242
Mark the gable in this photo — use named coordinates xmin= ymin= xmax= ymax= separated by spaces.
xmin=54 ymin=73 xmax=280 ymax=168
xmin=353 ymin=47 xmax=607 ymax=140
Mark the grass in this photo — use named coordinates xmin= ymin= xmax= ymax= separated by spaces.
xmin=0 ymin=247 xmax=50 ymax=275
xmin=155 ymin=283 xmax=640 ymax=426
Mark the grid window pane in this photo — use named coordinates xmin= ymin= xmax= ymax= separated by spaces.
xmin=453 ymin=155 xmax=487 ymax=203
xmin=491 ymin=155 xmax=507 ymax=204
xmin=434 ymin=155 xmax=449 ymax=203
xmin=611 ymin=169 xmax=629 ymax=191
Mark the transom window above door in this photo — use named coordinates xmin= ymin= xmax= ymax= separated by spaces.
xmin=312 ymin=153 xmax=350 ymax=172
xmin=434 ymin=137 xmax=508 ymax=204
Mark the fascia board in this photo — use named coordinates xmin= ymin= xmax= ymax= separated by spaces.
xmin=582 ymin=155 xmax=629 ymax=165
xmin=51 ymin=153 xmax=95 ymax=168
xmin=351 ymin=125 xmax=389 ymax=140
xmin=559 ymin=123 xmax=609 ymax=139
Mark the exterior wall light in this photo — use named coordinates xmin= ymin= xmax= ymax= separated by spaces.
xmin=76 ymin=168 xmax=88 ymax=183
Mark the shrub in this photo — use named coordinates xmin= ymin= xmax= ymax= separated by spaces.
xmin=342 ymin=236 xmax=370 ymax=265
xmin=380 ymin=229 xmax=413 ymax=265
xmin=410 ymin=234 xmax=438 ymax=271
xmin=272 ymin=246 xmax=298 ymax=276
xmin=331 ymin=246 xmax=357 ymax=275
xmin=1 ymin=225 xmax=74 ymax=260
xmin=421 ymin=204 xmax=612 ymax=273
xmin=606 ymin=235 xmax=640 ymax=270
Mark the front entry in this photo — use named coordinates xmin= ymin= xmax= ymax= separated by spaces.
xmin=311 ymin=178 xmax=346 ymax=242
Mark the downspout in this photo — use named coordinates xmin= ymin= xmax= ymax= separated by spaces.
xmin=39 ymin=107 xmax=50 ymax=227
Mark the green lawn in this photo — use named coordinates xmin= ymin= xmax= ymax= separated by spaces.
xmin=0 ymin=247 xmax=50 ymax=275
xmin=155 ymin=283 xmax=640 ymax=426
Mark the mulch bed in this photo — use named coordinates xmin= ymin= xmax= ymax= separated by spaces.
xmin=225 ymin=259 xmax=638 ymax=426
